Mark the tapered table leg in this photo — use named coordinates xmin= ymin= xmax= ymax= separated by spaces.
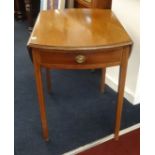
xmin=100 ymin=68 xmax=106 ymax=93
xmin=114 ymin=47 xmax=130 ymax=140
xmin=33 ymin=51 xmax=49 ymax=141
xmin=46 ymin=68 xmax=52 ymax=94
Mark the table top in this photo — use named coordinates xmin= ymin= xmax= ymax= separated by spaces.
xmin=28 ymin=9 xmax=132 ymax=51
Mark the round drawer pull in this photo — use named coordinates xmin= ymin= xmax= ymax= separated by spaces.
xmin=75 ymin=55 xmax=86 ymax=64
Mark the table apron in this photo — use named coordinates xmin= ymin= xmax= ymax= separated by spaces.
xmin=40 ymin=62 xmax=120 ymax=69
xmin=34 ymin=48 xmax=123 ymax=69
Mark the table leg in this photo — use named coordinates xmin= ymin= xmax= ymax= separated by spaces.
xmin=114 ymin=47 xmax=129 ymax=140
xmin=33 ymin=52 xmax=49 ymax=141
xmin=46 ymin=68 xmax=52 ymax=94
xmin=100 ymin=68 xmax=106 ymax=93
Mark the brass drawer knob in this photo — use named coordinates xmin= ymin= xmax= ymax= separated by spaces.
xmin=75 ymin=55 xmax=86 ymax=64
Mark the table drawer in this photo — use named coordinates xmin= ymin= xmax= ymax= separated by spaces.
xmin=38 ymin=48 xmax=123 ymax=68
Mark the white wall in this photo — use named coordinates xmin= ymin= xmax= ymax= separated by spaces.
xmin=106 ymin=0 xmax=140 ymax=104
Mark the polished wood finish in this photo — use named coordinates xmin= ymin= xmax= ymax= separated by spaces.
xmin=28 ymin=9 xmax=131 ymax=50
xmin=27 ymin=9 xmax=132 ymax=141
xmin=74 ymin=0 xmax=112 ymax=93
xmin=100 ymin=68 xmax=106 ymax=93
xmin=92 ymin=0 xmax=112 ymax=9
xmin=32 ymin=51 xmax=49 ymax=141
xmin=14 ymin=0 xmax=40 ymax=29
xmin=14 ymin=0 xmax=26 ymax=20
xmin=75 ymin=0 xmax=91 ymax=8
xmin=24 ymin=0 xmax=40 ymax=30
xmin=115 ymin=46 xmax=130 ymax=140
xmin=75 ymin=0 xmax=112 ymax=9
xmin=39 ymin=48 xmax=122 ymax=68
xmin=24 ymin=0 xmax=33 ymax=30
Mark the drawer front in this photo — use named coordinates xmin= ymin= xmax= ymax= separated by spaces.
xmin=38 ymin=48 xmax=123 ymax=68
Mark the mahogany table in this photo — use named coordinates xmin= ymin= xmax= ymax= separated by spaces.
xmin=27 ymin=9 xmax=132 ymax=141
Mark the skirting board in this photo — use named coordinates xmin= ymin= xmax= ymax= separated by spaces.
xmin=105 ymin=74 xmax=139 ymax=105
xmin=63 ymin=123 xmax=140 ymax=155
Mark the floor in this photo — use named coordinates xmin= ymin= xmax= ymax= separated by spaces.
xmin=14 ymin=20 xmax=140 ymax=155
xmin=78 ymin=128 xmax=140 ymax=155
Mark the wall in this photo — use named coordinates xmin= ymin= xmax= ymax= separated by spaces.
xmin=106 ymin=0 xmax=140 ymax=105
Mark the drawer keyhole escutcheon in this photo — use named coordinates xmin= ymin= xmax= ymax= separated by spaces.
xmin=75 ymin=55 xmax=86 ymax=64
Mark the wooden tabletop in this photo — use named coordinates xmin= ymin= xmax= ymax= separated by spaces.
xmin=28 ymin=9 xmax=132 ymax=50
